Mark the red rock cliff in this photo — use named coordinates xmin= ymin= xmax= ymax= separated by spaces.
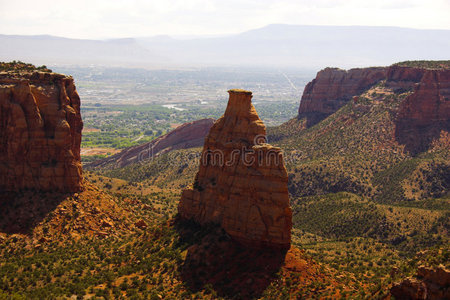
xmin=178 ymin=89 xmax=292 ymax=249
xmin=296 ymin=63 xmax=449 ymax=154
xmin=385 ymin=65 xmax=427 ymax=91
xmin=87 ymin=118 xmax=215 ymax=170
xmin=395 ymin=68 xmax=450 ymax=153
xmin=0 ymin=71 xmax=83 ymax=192
xmin=298 ymin=67 xmax=387 ymax=126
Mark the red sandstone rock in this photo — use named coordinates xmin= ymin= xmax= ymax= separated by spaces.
xmin=395 ymin=68 xmax=450 ymax=153
xmin=101 ymin=220 xmax=113 ymax=228
xmin=298 ymin=67 xmax=387 ymax=126
xmin=391 ymin=265 xmax=450 ymax=299
xmin=0 ymin=71 xmax=83 ymax=192
xmin=134 ymin=219 xmax=147 ymax=229
xmin=87 ymin=118 xmax=214 ymax=170
xmin=386 ymin=65 xmax=427 ymax=91
xmin=178 ymin=89 xmax=292 ymax=249
xmin=297 ymin=64 xmax=449 ymax=154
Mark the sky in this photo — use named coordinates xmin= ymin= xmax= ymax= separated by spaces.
xmin=0 ymin=0 xmax=449 ymax=39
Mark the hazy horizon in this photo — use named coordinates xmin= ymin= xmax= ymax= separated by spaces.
xmin=1 ymin=1 xmax=449 ymax=70
xmin=2 ymin=24 xmax=449 ymax=70
xmin=3 ymin=23 xmax=450 ymax=41
xmin=1 ymin=0 xmax=449 ymax=39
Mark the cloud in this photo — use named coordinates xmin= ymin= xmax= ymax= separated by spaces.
xmin=0 ymin=0 xmax=449 ymax=39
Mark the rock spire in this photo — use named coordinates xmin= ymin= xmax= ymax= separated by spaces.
xmin=178 ymin=89 xmax=292 ymax=248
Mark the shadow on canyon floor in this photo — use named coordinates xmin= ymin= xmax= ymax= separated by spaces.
xmin=0 ymin=190 xmax=68 ymax=235
xmin=175 ymin=219 xmax=287 ymax=299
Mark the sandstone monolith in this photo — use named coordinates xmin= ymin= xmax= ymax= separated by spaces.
xmin=0 ymin=70 xmax=83 ymax=192
xmin=178 ymin=89 xmax=292 ymax=249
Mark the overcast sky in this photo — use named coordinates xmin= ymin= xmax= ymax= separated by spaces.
xmin=1 ymin=0 xmax=449 ymax=39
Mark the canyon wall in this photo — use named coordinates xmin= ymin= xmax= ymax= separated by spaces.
xmin=0 ymin=70 xmax=83 ymax=192
xmin=297 ymin=64 xmax=450 ymax=154
xmin=178 ymin=89 xmax=292 ymax=249
xmin=394 ymin=68 xmax=450 ymax=153
xmin=385 ymin=65 xmax=427 ymax=91
xmin=298 ymin=67 xmax=387 ymax=126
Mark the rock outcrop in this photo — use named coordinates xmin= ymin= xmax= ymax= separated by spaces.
xmin=297 ymin=63 xmax=450 ymax=154
xmin=0 ymin=70 xmax=83 ymax=192
xmin=385 ymin=65 xmax=427 ymax=92
xmin=391 ymin=265 xmax=450 ymax=299
xmin=87 ymin=118 xmax=214 ymax=170
xmin=178 ymin=89 xmax=292 ymax=249
xmin=298 ymin=67 xmax=387 ymax=126
xmin=395 ymin=68 xmax=450 ymax=154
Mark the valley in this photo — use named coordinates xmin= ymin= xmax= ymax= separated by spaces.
xmin=0 ymin=61 xmax=448 ymax=299
xmin=57 ymin=66 xmax=306 ymax=160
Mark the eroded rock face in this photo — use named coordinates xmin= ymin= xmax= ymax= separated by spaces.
xmin=298 ymin=67 xmax=387 ymax=126
xmin=395 ymin=68 xmax=450 ymax=154
xmin=87 ymin=118 xmax=214 ymax=170
xmin=0 ymin=71 xmax=83 ymax=192
xmin=178 ymin=89 xmax=292 ymax=249
xmin=297 ymin=64 xmax=450 ymax=154
xmin=385 ymin=65 xmax=427 ymax=92
xmin=391 ymin=265 xmax=450 ymax=300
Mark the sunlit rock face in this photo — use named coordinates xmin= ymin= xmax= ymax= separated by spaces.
xmin=297 ymin=64 xmax=450 ymax=154
xmin=298 ymin=67 xmax=387 ymax=126
xmin=179 ymin=89 xmax=292 ymax=249
xmin=0 ymin=71 xmax=83 ymax=192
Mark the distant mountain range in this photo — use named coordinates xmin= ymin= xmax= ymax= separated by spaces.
xmin=1 ymin=24 xmax=450 ymax=69
xmin=0 ymin=34 xmax=163 ymax=67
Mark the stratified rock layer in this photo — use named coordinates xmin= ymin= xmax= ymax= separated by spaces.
xmin=385 ymin=65 xmax=427 ymax=91
xmin=0 ymin=71 xmax=83 ymax=192
xmin=87 ymin=118 xmax=214 ymax=170
xmin=297 ymin=64 xmax=450 ymax=154
xmin=298 ymin=67 xmax=387 ymax=126
xmin=178 ymin=90 xmax=292 ymax=249
xmin=395 ymin=68 xmax=450 ymax=153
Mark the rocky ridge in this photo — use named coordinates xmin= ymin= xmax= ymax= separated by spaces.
xmin=0 ymin=69 xmax=83 ymax=192
xmin=178 ymin=89 xmax=292 ymax=249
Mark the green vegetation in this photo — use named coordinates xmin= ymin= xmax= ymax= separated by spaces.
xmin=0 ymin=211 xmax=340 ymax=299
xmin=2 ymin=60 xmax=449 ymax=298
xmin=0 ymin=220 xmax=205 ymax=299
xmin=84 ymin=78 xmax=450 ymax=297
xmin=99 ymin=148 xmax=201 ymax=190
xmin=91 ymin=138 xmax=448 ymax=294
xmin=373 ymin=154 xmax=449 ymax=204
xmin=57 ymin=64 xmax=305 ymax=153
xmin=81 ymin=101 xmax=298 ymax=150
xmin=84 ymin=171 xmax=181 ymax=219
xmin=0 ymin=61 xmax=51 ymax=73
xmin=269 ymin=85 xmax=449 ymax=206
xmin=292 ymin=192 xmax=448 ymax=252
xmin=81 ymin=154 xmax=108 ymax=164
xmin=394 ymin=60 xmax=450 ymax=69
xmin=289 ymin=192 xmax=448 ymax=294
xmin=292 ymin=193 xmax=386 ymax=239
